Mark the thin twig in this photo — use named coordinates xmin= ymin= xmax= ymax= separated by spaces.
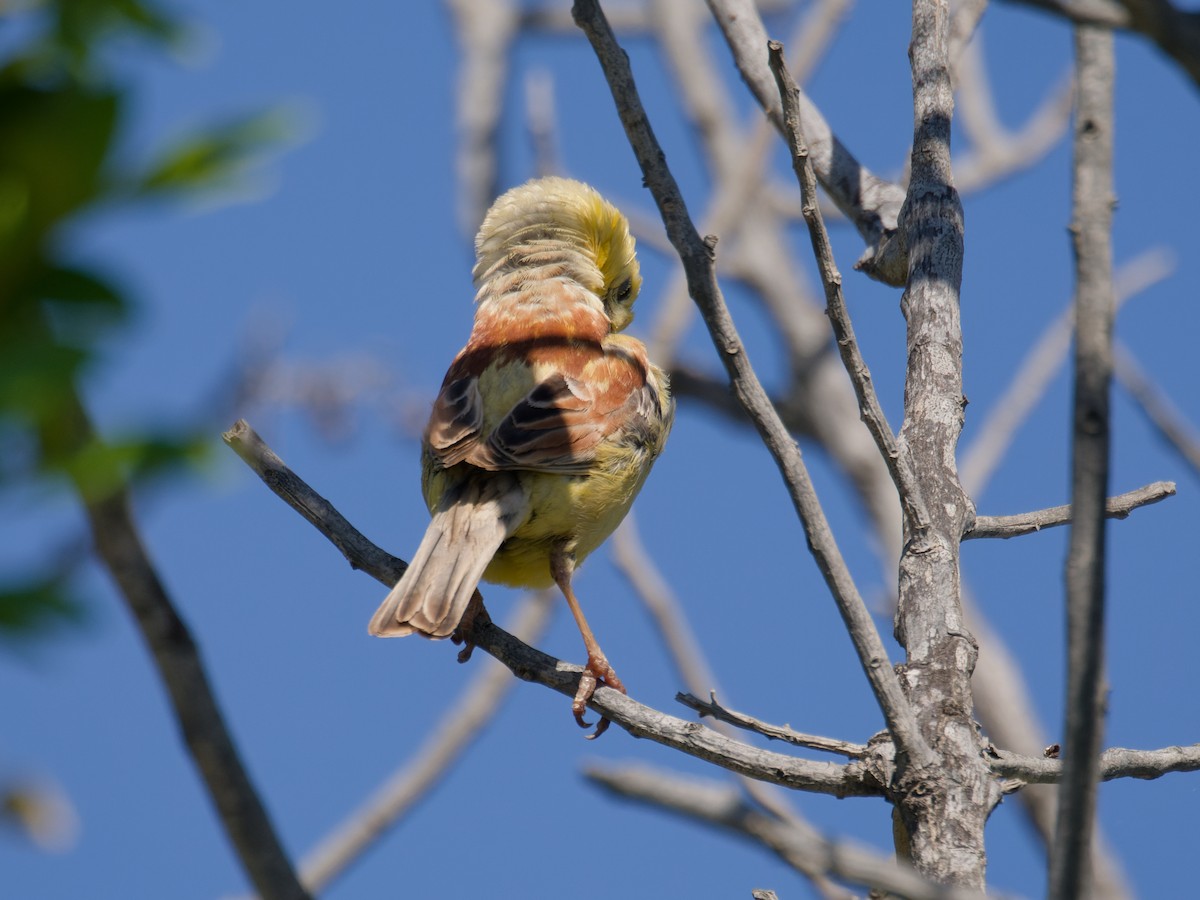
xmin=570 ymin=0 xmax=933 ymax=772
xmin=958 ymin=248 xmax=1175 ymax=498
xmin=1051 ymin=25 xmax=1117 ymax=900
xmin=704 ymin=0 xmax=908 ymax=284
xmin=964 ymin=588 xmax=1134 ymax=900
xmin=964 ymin=481 xmax=1175 ymax=539
xmin=953 ymin=36 xmax=1074 ymax=194
xmin=787 ymin=0 xmax=855 ymax=87
xmin=769 ymin=41 xmax=931 ymax=541
xmin=223 ymin=420 xmax=406 ymax=584
xmin=611 ymin=518 xmax=719 ymax=707
xmin=678 ymin=693 xmax=868 ymax=758
xmin=224 ymin=419 xmax=883 ymax=799
xmin=585 ymin=764 xmax=998 ymax=900
xmin=1114 ymin=342 xmax=1200 ymax=477
xmin=611 ymin=519 xmax=851 ymax=900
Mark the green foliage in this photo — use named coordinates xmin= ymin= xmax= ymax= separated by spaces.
xmin=0 ymin=573 xmax=85 ymax=639
xmin=134 ymin=108 xmax=298 ymax=199
xmin=0 ymin=0 xmax=285 ymax=640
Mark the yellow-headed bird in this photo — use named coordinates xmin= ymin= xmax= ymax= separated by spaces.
xmin=369 ymin=177 xmax=673 ymax=736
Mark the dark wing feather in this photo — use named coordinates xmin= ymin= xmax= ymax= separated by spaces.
xmin=480 ymin=373 xmax=603 ymax=474
xmin=426 ymin=376 xmax=485 ymax=468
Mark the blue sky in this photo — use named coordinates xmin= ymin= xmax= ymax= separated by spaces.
xmin=3 ymin=2 xmax=1199 ymax=898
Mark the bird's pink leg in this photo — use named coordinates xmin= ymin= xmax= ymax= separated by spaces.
xmin=551 ymin=548 xmax=626 ymax=739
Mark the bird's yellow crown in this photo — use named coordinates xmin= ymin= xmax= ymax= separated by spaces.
xmin=473 ymin=177 xmax=642 ymax=332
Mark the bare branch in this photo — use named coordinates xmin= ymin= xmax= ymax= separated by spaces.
xmin=571 ymin=0 xmax=933 ymax=771
xmin=958 ymin=248 xmax=1175 ymax=498
xmin=224 ymin=419 xmax=883 ymax=799
xmin=949 ymin=0 xmax=990 ymax=63
xmin=1005 ymin=0 xmax=1200 ymax=93
xmin=894 ymin=0 xmax=998 ymax=886
xmin=585 ymin=764 xmax=999 ymax=900
xmin=954 ymin=36 xmax=1074 ymax=195
xmin=705 ymin=0 xmax=909 ymax=284
xmin=964 ymin=481 xmax=1175 ymax=539
xmin=1051 ymin=25 xmax=1117 ymax=900
xmin=678 ymin=693 xmax=868 ymax=758
xmin=295 ymin=592 xmax=555 ymax=893
xmin=1115 ymin=0 xmax=1200 ymax=92
xmin=964 ymin=591 xmax=1134 ymax=900
xmin=787 ymin=0 xmax=855 ymax=87
xmin=770 ymin=41 xmax=931 ymax=540
xmin=612 ymin=518 xmax=862 ymax=900
xmin=612 ymin=518 xmax=719 ymax=704
xmin=521 ymin=0 xmax=799 ymax=34
xmin=223 ymin=420 xmax=405 ymax=585
xmin=1006 ymin=0 xmax=1129 ymax=29
xmin=446 ymin=0 xmax=520 ymax=235
xmin=1115 ymin=343 xmax=1200 ymax=477
xmin=992 ymin=743 xmax=1200 ymax=783
xmin=524 ymin=69 xmax=561 ymax=177
xmin=72 ymin=409 xmax=309 ymax=900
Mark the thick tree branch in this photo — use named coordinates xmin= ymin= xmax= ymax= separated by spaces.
xmin=993 ymin=744 xmax=1200 ymax=783
xmin=1051 ymin=25 xmax=1117 ymax=900
xmin=964 ymin=481 xmax=1175 ymax=539
xmin=570 ymin=0 xmax=933 ymax=771
xmin=1005 ymin=0 xmax=1200 ymax=93
xmin=223 ymin=420 xmax=884 ymax=800
xmin=71 ymin=408 xmax=310 ymax=900
xmin=585 ymin=764 xmax=997 ymax=900
xmin=894 ymin=0 xmax=997 ymax=887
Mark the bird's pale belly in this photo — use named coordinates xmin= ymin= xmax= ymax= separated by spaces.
xmin=487 ymin=449 xmax=651 ymax=587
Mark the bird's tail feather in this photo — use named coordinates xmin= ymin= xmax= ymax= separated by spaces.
xmin=368 ymin=475 xmax=529 ymax=638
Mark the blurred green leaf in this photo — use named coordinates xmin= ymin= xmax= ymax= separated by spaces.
xmin=37 ymin=264 xmax=132 ymax=347
xmin=62 ymin=430 xmax=211 ymax=501
xmin=133 ymin=108 xmax=299 ymax=199
xmin=0 ymin=83 xmax=120 ymax=297
xmin=4 ymin=0 xmax=186 ymax=79
xmin=0 ymin=325 xmax=87 ymax=423
xmin=0 ymin=0 xmax=289 ymax=650
xmin=33 ymin=264 xmax=125 ymax=309
xmin=0 ymin=574 xmax=84 ymax=638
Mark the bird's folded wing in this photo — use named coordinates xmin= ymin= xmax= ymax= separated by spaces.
xmin=427 ymin=343 xmax=664 ymax=475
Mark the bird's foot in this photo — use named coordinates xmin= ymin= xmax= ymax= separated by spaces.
xmin=573 ymin=654 xmax=626 ymax=740
xmin=451 ymin=590 xmax=492 ymax=663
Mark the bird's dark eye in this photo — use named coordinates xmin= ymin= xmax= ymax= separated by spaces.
xmin=615 ymin=279 xmax=634 ymax=305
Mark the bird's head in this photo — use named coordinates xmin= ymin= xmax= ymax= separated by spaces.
xmin=473 ymin=177 xmax=642 ymax=333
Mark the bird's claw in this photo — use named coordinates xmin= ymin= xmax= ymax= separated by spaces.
xmin=572 ymin=656 xmax=626 ymax=739
xmin=451 ymin=589 xmax=492 ymax=663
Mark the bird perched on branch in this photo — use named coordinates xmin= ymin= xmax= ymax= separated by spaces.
xmin=369 ymin=176 xmax=673 ymax=737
